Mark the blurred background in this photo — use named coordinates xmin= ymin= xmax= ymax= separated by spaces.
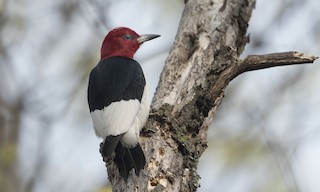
xmin=0 ymin=0 xmax=319 ymax=191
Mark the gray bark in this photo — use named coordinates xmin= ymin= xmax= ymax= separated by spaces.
xmin=103 ymin=0 xmax=318 ymax=191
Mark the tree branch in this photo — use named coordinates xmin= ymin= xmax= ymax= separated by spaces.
xmin=240 ymin=51 xmax=318 ymax=72
xmin=211 ymin=51 xmax=318 ymax=95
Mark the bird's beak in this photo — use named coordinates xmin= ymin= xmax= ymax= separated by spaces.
xmin=137 ymin=34 xmax=160 ymax=44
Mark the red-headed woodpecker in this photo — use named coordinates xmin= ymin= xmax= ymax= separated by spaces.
xmin=87 ymin=27 xmax=160 ymax=180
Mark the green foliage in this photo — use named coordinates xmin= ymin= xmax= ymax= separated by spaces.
xmin=0 ymin=144 xmax=16 ymax=167
xmin=94 ymin=186 xmax=112 ymax=192
xmin=215 ymin=135 xmax=268 ymax=166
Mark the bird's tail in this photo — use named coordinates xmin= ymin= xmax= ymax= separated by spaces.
xmin=114 ymin=142 xmax=146 ymax=180
xmin=102 ymin=135 xmax=122 ymax=157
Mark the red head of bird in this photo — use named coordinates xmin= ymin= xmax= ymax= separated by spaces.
xmin=100 ymin=27 xmax=160 ymax=60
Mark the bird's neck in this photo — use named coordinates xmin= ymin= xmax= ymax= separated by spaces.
xmin=101 ymin=50 xmax=134 ymax=60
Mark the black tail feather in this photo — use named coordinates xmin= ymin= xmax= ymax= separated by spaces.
xmin=114 ymin=142 xmax=146 ymax=180
xmin=127 ymin=145 xmax=146 ymax=175
xmin=102 ymin=135 xmax=122 ymax=157
xmin=114 ymin=142 xmax=130 ymax=179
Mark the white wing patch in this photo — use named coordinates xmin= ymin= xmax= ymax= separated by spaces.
xmin=91 ymin=99 xmax=140 ymax=138
xmin=90 ymin=85 xmax=150 ymax=148
xmin=121 ymin=85 xmax=150 ymax=147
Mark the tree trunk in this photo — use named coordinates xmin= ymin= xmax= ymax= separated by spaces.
xmin=103 ymin=0 xmax=318 ymax=191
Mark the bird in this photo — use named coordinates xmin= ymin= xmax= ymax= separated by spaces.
xmin=87 ymin=27 xmax=160 ymax=180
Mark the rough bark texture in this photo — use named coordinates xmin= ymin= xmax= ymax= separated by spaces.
xmin=102 ymin=0 xmax=318 ymax=191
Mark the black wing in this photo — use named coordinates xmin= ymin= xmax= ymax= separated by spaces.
xmin=87 ymin=56 xmax=146 ymax=112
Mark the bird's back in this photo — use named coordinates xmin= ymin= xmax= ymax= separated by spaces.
xmin=87 ymin=56 xmax=146 ymax=112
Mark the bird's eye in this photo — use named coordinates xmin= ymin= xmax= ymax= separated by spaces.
xmin=123 ymin=34 xmax=132 ymax=40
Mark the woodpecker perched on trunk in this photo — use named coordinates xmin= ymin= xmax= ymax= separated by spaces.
xmin=87 ymin=27 xmax=160 ymax=180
